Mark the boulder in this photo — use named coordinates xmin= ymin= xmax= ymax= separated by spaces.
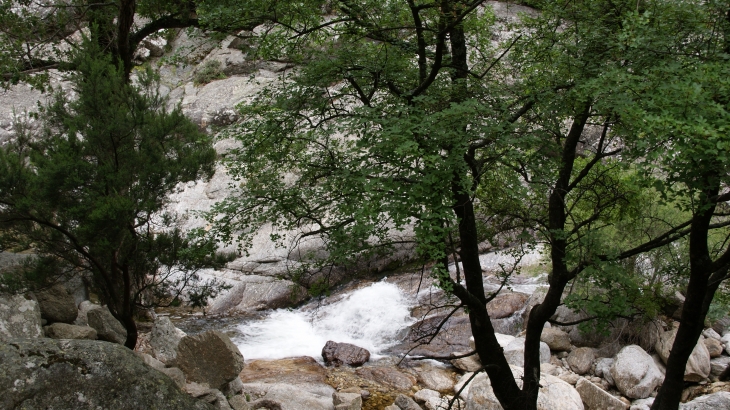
xmin=723 ymin=332 xmax=730 ymax=355
xmin=452 ymin=351 xmax=482 ymax=372
xmin=322 ymin=340 xmax=370 ymax=367
xmin=160 ymin=367 xmax=187 ymax=389
xmin=202 ymin=389 xmax=233 ymax=410
xmin=134 ymin=351 xmax=166 ymax=370
xmin=333 ymin=391 xmax=362 ymax=410
xmin=384 ymin=406 xmax=400 ymax=410
xmin=486 ymin=292 xmax=529 ymax=319
xmin=702 ymin=328 xmax=722 ymax=341
xmin=680 ymin=391 xmax=730 ymax=410
xmin=177 ymin=330 xmax=245 ymax=390
xmin=575 ymin=378 xmax=628 ymax=410
xmin=239 ymin=356 xmax=327 ymax=385
xmin=503 ymin=337 xmax=551 ymax=367
xmin=454 ymin=372 xmax=475 ymax=399
xmin=541 ymin=328 xmax=572 ymax=352
xmin=567 ymin=347 xmax=595 ymax=375
xmin=150 ymin=316 xmax=187 ymax=365
xmin=34 ymin=284 xmax=78 ymax=324
xmin=228 ymin=395 xmax=251 ymax=410
xmin=710 ymin=356 xmax=730 ymax=377
xmin=240 ymin=382 xmax=335 ymax=410
xmin=0 ymin=294 xmax=43 ymax=341
xmin=655 ymin=329 xmax=711 ymax=382
xmin=207 ymin=275 xmax=307 ymax=314
xmin=43 ymin=322 xmax=97 ymax=340
xmin=0 ymin=338 xmax=212 ymax=409
xmin=630 ymin=398 xmax=654 ymax=410
xmin=414 ymin=389 xmax=441 ymax=403
xmin=417 ymin=367 xmax=455 ymax=392
xmin=610 ymin=345 xmax=664 ymax=399
xmin=355 ymin=366 xmax=416 ymax=391
xmin=73 ymin=300 xmax=100 ymax=326
xmin=394 ymin=394 xmax=421 ymax=410
xmin=87 ymin=306 xmax=127 ymax=345
xmin=595 ymin=358 xmax=615 ymax=386
xmin=704 ymin=337 xmax=724 ymax=358
xmin=465 ymin=365 xmax=584 ymax=410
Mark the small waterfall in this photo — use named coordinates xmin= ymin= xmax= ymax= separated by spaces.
xmin=234 ymin=281 xmax=416 ymax=361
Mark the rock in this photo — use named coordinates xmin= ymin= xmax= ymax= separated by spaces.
xmin=723 ymin=332 xmax=730 ymax=355
xmin=394 ymin=394 xmax=421 ymax=410
xmin=567 ymin=347 xmax=595 ymax=375
xmin=202 ymin=389 xmax=233 ymax=410
xmin=355 ymin=366 xmax=416 ymax=391
xmin=384 ymin=406 xmax=400 ymax=410
xmin=610 ymin=345 xmax=664 ymax=399
xmin=454 ymin=372 xmax=475 ymax=399
xmin=225 ymin=377 xmax=244 ymax=396
xmin=87 ymin=306 xmax=127 ymax=345
xmin=43 ymin=322 xmax=97 ymax=340
xmin=486 ymin=292 xmax=529 ymax=319
xmin=541 ymin=328 xmax=572 ymax=351
xmin=0 ymin=338 xmax=212 ymax=409
xmin=711 ymin=356 xmax=730 ymax=377
xmin=207 ymin=275 xmax=307 ymax=314
xmin=680 ymin=391 xmax=730 ymax=409
xmin=595 ymin=358 xmax=615 ymax=385
xmin=228 ymin=395 xmax=251 ymax=410
xmin=322 ymin=340 xmax=370 ymax=367
xmin=161 ymin=367 xmax=187 ymax=389
xmin=414 ymin=389 xmax=441 ymax=403
xmin=503 ymin=337 xmax=551 ymax=367
xmin=34 ymin=284 xmax=78 ymax=324
xmin=559 ymin=371 xmax=581 ymax=385
xmin=185 ymin=382 xmax=213 ymax=397
xmin=630 ymin=397 xmax=654 ymax=410
xmin=0 ymin=293 xmax=43 ymax=341
xmin=239 ymin=356 xmax=327 ymax=385
xmin=426 ymin=395 xmax=463 ymax=410
xmin=655 ymin=329 xmax=711 ymax=382
xmin=702 ymin=328 xmax=722 ymax=341
xmin=177 ymin=330 xmax=245 ymax=390
xmin=704 ymin=337 xmax=724 ymax=358
xmin=150 ymin=316 xmax=187 ymax=365
xmin=417 ymin=368 xmax=455 ymax=392
xmin=575 ymin=378 xmax=628 ymax=410
xmin=73 ymin=300 xmax=100 ymax=326
xmin=465 ymin=365 xmax=584 ymax=410
xmin=452 ymin=351 xmax=482 ymax=372
xmin=333 ymin=391 xmax=362 ymax=410
xmin=134 ymin=351 xmax=166 ymax=370
xmin=713 ymin=317 xmax=730 ymax=336
xmin=241 ymin=382 xmax=335 ymax=410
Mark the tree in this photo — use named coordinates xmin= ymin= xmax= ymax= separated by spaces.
xmin=0 ymin=47 xmax=225 ymax=348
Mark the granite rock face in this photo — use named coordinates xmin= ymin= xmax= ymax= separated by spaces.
xmin=34 ymin=284 xmax=78 ymax=324
xmin=0 ymin=294 xmax=43 ymax=341
xmin=322 ymin=340 xmax=370 ymax=367
xmin=0 ymin=338 xmax=212 ymax=410
xmin=177 ymin=330 xmax=245 ymax=390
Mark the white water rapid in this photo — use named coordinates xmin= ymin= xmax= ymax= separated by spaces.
xmin=234 ymin=281 xmax=416 ymax=361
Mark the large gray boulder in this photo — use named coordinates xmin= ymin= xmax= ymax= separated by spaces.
xmin=0 ymin=338 xmax=212 ymax=410
xmin=87 ymin=306 xmax=127 ymax=345
xmin=240 ymin=382 xmax=335 ymax=410
xmin=575 ymin=378 xmax=628 ymax=410
xmin=465 ymin=365 xmax=584 ymax=410
xmin=567 ymin=347 xmax=595 ymax=375
xmin=680 ymin=392 xmax=730 ymax=410
xmin=503 ymin=337 xmax=551 ymax=367
xmin=73 ymin=300 xmax=101 ymax=326
xmin=34 ymin=284 xmax=78 ymax=324
xmin=177 ymin=330 xmax=245 ymax=390
xmin=541 ymin=327 xmax=572 ymax=351
xmin=710 ymin=356 xmax=730 ymax=377
xmin=610 ymin=345 xmax=664 ymax=399
xmin=322 ymin=340 xmax=370 ymax=367
xmin=0 ymin=293 xmax=43 ymax=341
xmin=150 ymin=316 xmax=187 ymax=365
xmin=43 ymin=322 xmax=97 ymax=340
xmin=655 ymin=329 xmax=711 ymax=382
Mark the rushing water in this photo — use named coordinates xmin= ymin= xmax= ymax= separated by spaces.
xmin=233 ymin=281 xmax=417 ymax=361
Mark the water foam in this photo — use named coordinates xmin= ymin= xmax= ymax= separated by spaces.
xmin=234 ymin=281 xmax=415 ymax=361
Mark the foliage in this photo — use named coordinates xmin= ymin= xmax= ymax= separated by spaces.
xmin=193 ymin=59 xmax=226 ymax=85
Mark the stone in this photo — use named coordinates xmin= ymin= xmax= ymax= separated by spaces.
xmin=43 ymin=322 xmax=97 ymax=340
xmin=0 ymin=293 xmax=43 ymax=341
xmin=87 ymin=306 xmax=127 ymax=345
xmin=185 ymin=382 xmax=213 ymax=397
xmin=177 ymin=330 xmax=245 ymax=390
xmin=240 ymin=382 xmax=335 ymax=410
xmin=575 ymin=378 xmax=628 ymax=410
xmin=0 ymin=338 xmax=212 ymax=409
xmin=73 ymin=300 xmax=100 ymax=326
xmin=595 ymin=358 xmax=615 ymax=385
xmin=384 ymin=406 xmax=399 ymax=410
xmin=723 ymin=332 xmax=730 ymax=355
xmin=503 ymin=337 xmax=551 ymax=367
xmin=452 ymin=351 xmax=482 ymax=372
xmin=394 ymin=394 xmax=421 ymax=410
xmin=160 ymin=367 xmax=187 ymax=389
xmin=541 ymin=327 xmax=572 ymax=351
xmin=704 ymin=337 xmax=724 ymax=358
xmin=680 ymin=391 xmax=730 ymax=409
xmin=414 ymin=389 xmax=441 ymax=403
xmin=355 ymin=366 xmax=416 ymax=391
xmin=630 ymin=398 xmax=654 ymax=410
xmin=228 ymin=395 xmax=251 ymax=410
xmin=702 ymin=328 xmax=722 ymax=341
xmin=202 ymin=389 xmax=233 ymax=410
xmin=333 ymin=391 xmax=362 ymax=410
xmin=486 ymin=292 xmax=529 ymax=319
xmin=34 ymin=284 xmax=78 ymax=324
xmin=567 ymin=347 xmax=595 ymax=375
xmin=224 ymin=377 xmax=244 ymax=396
xmin=239 ymin=356 xmax=327 ymax=385
xmin=134 ymin=351 xmax=166 ymax=370
xmin=417 ymin=368 xmax=455 ymax=392
xmin=711 ymin=356 xmax=730 ymax=377
xmin=454 ymin=372 xmax=475 ymax=399
xmin=713 ymin=317 xmax=730 ymax=336
xmin=207 ymin=275 xmax=307 ymax=314
xmin=610 ymin=345 xmax=664 ymax=399
xmin=150 ymin=316 xmax=187 ymax=365
xmin=322 ymin=340 xmax=370 ymax=367
xmin=655 ymin=329 xmax=711 ymax=382
xmin=559 ymin=371 xmax=581 ymax=385
xmin=465 ymin=365 xmax=584 ymax=410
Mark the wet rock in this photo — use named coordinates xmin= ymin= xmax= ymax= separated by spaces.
xmin=0 ymin=293 xmax=43 ymax=341
xmin=567 ymin=347 xmax=595 ymax=375
xmin=655 ymin=329 xmax=711 ymax=382
xmin=177 ymin=330 xmax=245 ymax=390
xmin=392 ymin=314 xmax=472 ymax=357
xmin=394 ymin=394 xmax=421 ymax=410
xmin=333 ymin=391 xmax=362 ymax=410
xmin=322 ymin=341 xmax=371 ymax=367
xmin=575 ymin=377 xmax=628 ymax=410
xmin=73 ymin=300 xmax=100 ymax=326
xmin=486 ymin=292 xmax=529 ymax=319
xmin=207 ymin=275 xmax=307 ymax=314
xmin=711 ymin=356 xmax=730 ymax=377
xmin=465 ymin=365 xmax=583 ymax=410
xmin=541 ymin=327 xmax=572 ymax=351
xmin=704 ymin=337 xmax=724 ymax=358
xmin=239 ymin=356 xmax=327 ymax=385
xmin=241 ymin=382 xmax=335 ymax=410
xmin=503 ymin=337 xmax=551 ymax=367
xmin=680 ymin=391 xmax=730 ymax=409
xmin=34 ymin=284 xmax=78 ymax=324
xmin=43 ymin=322 xmax=97 ymax=340
xmin=610 ymin=345 xmax=664 ymax=399
xmin=355 ymin=366 xmax=416 ymax=391
xmin=150 ymin=316 xmax=187 ymax=365
xmin=417 ymin=367 xmax=455 ymax=392
xmin=87 ymin=306 xmax=127 ymax=345
xmin=0 ymin=338 xmax=212 ymax=410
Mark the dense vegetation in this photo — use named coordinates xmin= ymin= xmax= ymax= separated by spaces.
xmin=1 ymin=1 xmax=729 ymax=409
